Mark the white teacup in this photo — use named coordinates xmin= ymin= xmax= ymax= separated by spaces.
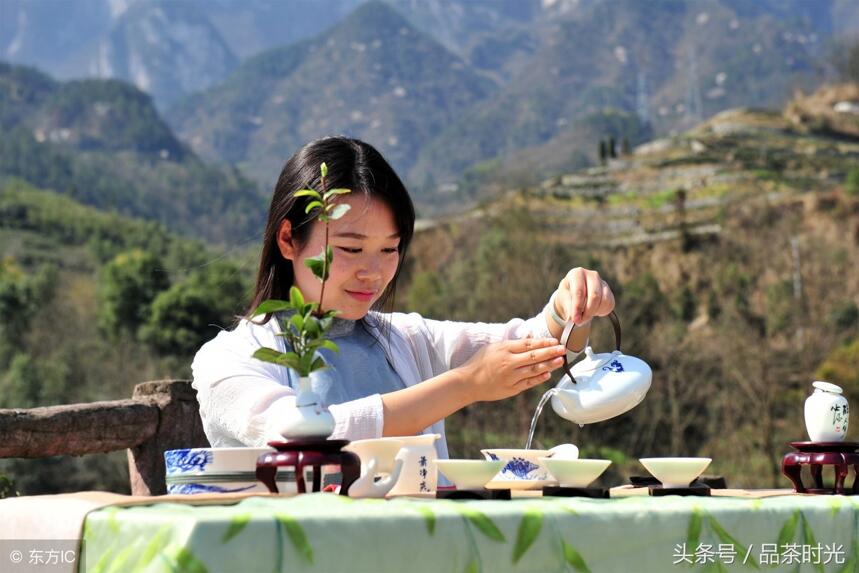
xmin=480 ymin=449 xmax=551 ymax=481
xmin=540 ymin=458 xmax=611 ymax=488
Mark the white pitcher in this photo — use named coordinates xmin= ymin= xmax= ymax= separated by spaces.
xmin=387 ymin=434 xmax=440 ymax=496
xmin=805 ymin=381 xmax=849 ymax=442
xmin=342 ymin=438 xmax=404 ymax=498
xmin=550 ymin=312 xmax=652 ymax=425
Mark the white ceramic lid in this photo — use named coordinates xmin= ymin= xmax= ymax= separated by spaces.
xmin=813 ymin=381 xmax=843 ymax=394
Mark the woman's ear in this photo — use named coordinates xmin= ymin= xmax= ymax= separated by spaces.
xmin=276 ymin=220 xmax=297 ymax=260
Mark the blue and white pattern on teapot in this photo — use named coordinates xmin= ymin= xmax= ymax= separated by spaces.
xmin=602 ymin=360 xmax=624 ymax=373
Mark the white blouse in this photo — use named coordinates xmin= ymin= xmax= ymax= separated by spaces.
xmin=191 ymin=308 xmax=565 ymax=460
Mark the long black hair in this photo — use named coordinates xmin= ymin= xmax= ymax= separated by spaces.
xmin=247 ymin=136 xmax=416 ymax=327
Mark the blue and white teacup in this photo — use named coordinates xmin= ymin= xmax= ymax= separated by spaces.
xmin=480 ymin=449 xmax=552 ymax=482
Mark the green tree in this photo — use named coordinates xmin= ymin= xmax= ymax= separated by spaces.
xmin=139 ymin=262 xmax=247 ymax=356
xmin=0 ymin=259 xmax=56 ymax=366
xmin=98 ymin=249 xmax=170 ymax=339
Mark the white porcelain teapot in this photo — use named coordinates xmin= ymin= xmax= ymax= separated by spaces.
xmin=550 ymin=312 xmax=652 ymax=425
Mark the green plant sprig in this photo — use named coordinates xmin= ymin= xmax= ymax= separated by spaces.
xmin=251 ymin=162 xmax=352 ymax=377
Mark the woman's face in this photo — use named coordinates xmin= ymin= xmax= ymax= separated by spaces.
xmin=277 ymin=194 xmax=402 ymax=320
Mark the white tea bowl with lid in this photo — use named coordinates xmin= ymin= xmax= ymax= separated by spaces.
xmin=805 ymin=381 xmax=849 ymax=442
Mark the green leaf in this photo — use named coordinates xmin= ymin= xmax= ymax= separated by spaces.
xmin=464 ymin=558 xmax=479 ymax=573
xmin=327 ymin=203 xmax=351 ymax=220
xmin=253 ymin=347 xmax=285 ymax=364
xmin=686 ymin=508 xmax=703 ymax=549
xmin=304 ymin=200 xmax=324 ymax=214
xmin=295 ymin=189 xmax=321 ymax=200
xmin=413 ymin=504 xmax=436 ymax=535
xmin=512 ymin=509 xmax=543 ymax=563
xmin=252 ymin=299 xmax=293 ymax=316
xmin=310 ymin=356 xmax=326 ymax=372
xmin=707 ymin=516 xmax=758 ymax=570
xmin=801 ymin=513 xmax=824 ymax=573
xmin=221 ymin=513 xmax=251 ymax=544
xmin=276 ymin=514 xmax=313 ymax=564
xmin=289 ymin=313 xmax=305 ymax=333
xmin=304 ymin=251 xmax=328 ymax=281
xmin=460 ymin=508 xmax=505 ymax=542
xmin=318 ymin=339 xmax=339 ymax=353
xmin=777 ymin=510 xmax=800 ymax=548
xmin=174 ymin=547 xmax=209 ymax=573
xmin=562 ymin=541 xmax=591 ymax=573
xmin=323 ymin=188 xmax=351 ymax=201
xmin=289 ymin=287 xmax=305 ymax=307
xmin=320 ymin=162 xmax=328 ymax=178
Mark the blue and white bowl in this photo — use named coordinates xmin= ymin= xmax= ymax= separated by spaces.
xmin=164 ymin=447 xmax=296 ymax=495
xmin=480 ymin=449 xmax=552 ymax=482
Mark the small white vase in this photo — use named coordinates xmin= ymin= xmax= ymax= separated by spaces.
xmin=277 ymin=376 xmax=336 ymax=439
xmin=342 ymin=438 xmax=404 ymax=498
xmin=804 ymin=381 xmax=849 ymax=442
xmin=387 ymin=434 xmax=440 ymax=496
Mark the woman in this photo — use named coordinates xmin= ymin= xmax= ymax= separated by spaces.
xmin=192 ymin=137 xmax=615 ymax=460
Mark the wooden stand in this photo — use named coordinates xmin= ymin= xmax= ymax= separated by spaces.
xmin=436 ymin=488 xmax=511 ymax=500
xmin=256 ymin=439 xmax=360 ymax=496
xmin=782 ymin=441 xmax=859 ymax=495
xmin=542 ymin=486 xmax=610 ymax=498
xmin=648 ymin=485 xmax=711 ymax=496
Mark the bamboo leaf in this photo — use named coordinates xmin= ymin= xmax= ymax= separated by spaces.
xmin=801 ymin=513 xmax=824 ymax=573
xmin=328 ymin=203 xmax=351 ymax=220
xmin=562 ymin=541 xmax=591 ymax=573
xmin=413 ymin=504 xmax=436 ymax=535
xmin=221 ymin=513 xmax=251 ymax=543
xmin=304 ymin=200 xmax=324 ymax=214
xmin=464 ymin=558 xmax=479 ymax=573
xmin=276 ymin=514 xmax=313 ymax=564
xmin=512 ymin=509 xmax=543 ymax=563
xmin=777 ymin=510 xmax=800 ymax=548
xmin=310 ymin=356 xmax=326 ymax=372
xmin=135 ymin=525 xmax=172 ymax=570
xmin=294 ymin=189 xmax=321 ymax=200
xmin=174 ymin=547 xmax=209 ymax=573
xmin=707 ymin=516 xmax=758 ymax=569
xmin=460 ymin=508 xmax=505 ymax=542
xmin=252 ymin=299 xmax=293 ymax=316
xmin=686 ymin=508 xmax=703 ymax=550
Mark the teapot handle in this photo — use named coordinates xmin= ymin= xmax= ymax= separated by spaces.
xmin=560 ymin=311 xmax=622 ymax=382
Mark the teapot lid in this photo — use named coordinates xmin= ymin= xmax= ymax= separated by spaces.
xmin=812 ymin=381 xmax=843 ymax=394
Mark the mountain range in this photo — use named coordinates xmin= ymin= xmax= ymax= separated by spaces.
xmin=3 ymin=0 xmax=859 ymax=214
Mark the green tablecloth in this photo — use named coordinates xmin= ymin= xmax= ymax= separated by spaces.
xmin=81 ymin=493 xmax=859 ymax=573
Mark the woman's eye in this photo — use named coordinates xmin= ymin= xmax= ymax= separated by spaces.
xmin=382 ymin=248 xmax=398 ymax=254
xmin=338 ymin=247 xmax=362 ymax=254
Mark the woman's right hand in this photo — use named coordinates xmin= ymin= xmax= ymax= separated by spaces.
xmin=457 ymin=337 xmax=567 ymax=403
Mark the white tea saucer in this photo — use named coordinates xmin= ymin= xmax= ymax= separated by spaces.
xmin=485 ymin=478 xmax=558 ymax=491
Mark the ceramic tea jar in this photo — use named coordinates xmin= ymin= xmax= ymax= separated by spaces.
xmin=805 ymin=381 xmax=849 ymax=442
xmin=387 ymin=434 xmax=440 ymax=495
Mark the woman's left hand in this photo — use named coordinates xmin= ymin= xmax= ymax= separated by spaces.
xmin=554 ymin=267 xmax=615 ymax=324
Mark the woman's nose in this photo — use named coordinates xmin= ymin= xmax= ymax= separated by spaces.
xmin=355 ymin=257 xmax=382 ymax=280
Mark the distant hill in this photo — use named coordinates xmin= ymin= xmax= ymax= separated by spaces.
xmin=410 ymin=0 xmax=833 ymax=191
xmin=0 ymin=61 xmax=267 ymax=245
xmin=165 ymin=0 xmax=494 ymax=193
